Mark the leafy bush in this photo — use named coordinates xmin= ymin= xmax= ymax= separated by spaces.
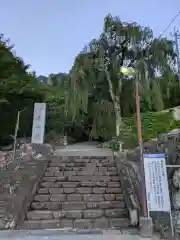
xmin=124 ymin=110 xmax=180 ymax=147
xmin=108 ymin=110 xmax=180 ymax=150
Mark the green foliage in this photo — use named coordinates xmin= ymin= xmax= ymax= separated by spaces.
xmin=123 ymin=110 xmax=180 ymax=148
xmin=0 ymin=34 xmax=46 ymax=145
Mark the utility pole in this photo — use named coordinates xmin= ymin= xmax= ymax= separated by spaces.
xmin=172 ymin=27 xmax=180 ymax=84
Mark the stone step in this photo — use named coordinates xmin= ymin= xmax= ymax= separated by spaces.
xmin=40 ymin=181 xmax=120 ymax=189
xmin=44 ymin=172 xmax=118 ymax=177
xmin=33 ymin=191 xmax=123 ymax=202
xmin=52 ymin=156 xmax=113 ymax=162
xmin=21 ymin=217 xmax=129 ymax=229
xmin=37 ymin=186 xmax=121 ymax=195
xmin=46 ymin=166 xmax=117 ymax=172
xmin=39 ymin=181 xmax=120 ymax=188
xmin=49 ymin=161 xmax=115 ymax=168
xmin=26 ymin=208 xmax=127 ymax=220
xmin=43 ymin=172 xmax=118 ymax=178
xmin=31 ymin=200 xmax=125 ymax=210
xmin=40 ymin=176 xmax=119 ymax=184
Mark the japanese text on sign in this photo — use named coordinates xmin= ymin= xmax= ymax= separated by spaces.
xmin=31 ymin=103 xmax=46 ymax=144
xmin=143 ymin=154 xmax=171 ymax=212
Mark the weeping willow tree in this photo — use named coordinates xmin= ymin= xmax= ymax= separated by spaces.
xmin=68 ymin=14 xmax=176 ymax=148
xmin=89 ymin=100 xmax=115 ymax=139
xmin=47 ymin=15 xmax=176 ymax=146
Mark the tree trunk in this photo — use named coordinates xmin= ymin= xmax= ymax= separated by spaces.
xmin=114 ymin=98 xmax=122 ymax=152
xmin=105 ymin=69 xmax=122 ymax=152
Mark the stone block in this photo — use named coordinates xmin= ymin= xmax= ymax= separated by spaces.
xmin=67 ymin=194 xmax=83 ymax=201
xmin=93 ymin=187 xmax=106 ymax=194
xmin=92 ymin=176 xmax=111 ymax=182
xmin=49 ymin=161 xmax=64 ymax=167
xmin=44 ymin=202 xmax=61 ymax=210
xmin=51 ymin=183 xmax=61 ymax=188
xmin=49 ymin=188 xmax=64 ymax=194
xmin=53 ymin=172 xmax=65 ymax=177
xmin=47 ymin=167 xmax=59 ymax=172
xmin=56 ymin=176 xmax=68 ymax=181
xmin=62 ymin=202 xmax=86 ymax=210
xmin=102 ymin=163 xmax=116 ymax=167
xmin=40 ymin=182 xmax=53 ymax=188
xmin=83 ymin=194 xmax=104 ymax=202
xmin=110 ymin=176 xmax=119 ymax=181
xmin=63 ymin=188 xmax=76 ymax=193
xmin=83 ymin=209 xmax=104 ymax=219
xmin=62 ymin=182 xmax=79 ymax=188
xmin=76 ymin=172 xmax=89 ymax=176
xmin=106 ymin=188 xmax=121 ymax=193
xmin=74 ymin=163 xmax=87 ymax=167
xmin=107 ymin=172 xmax=118 ymax=176
xmin=139 ymin=217 xmax=153 ymax=238
xmin=69 ymin=176 xmax=90 ymax=181
xmin=94 ymin=171 xmax=104 ymax=176
xmin=74 ymin=219 xmax=93 ymax=229
xmin=105 ymin=209 xmax=125 ymax=218
xmin=31 ymin=202 xmax=45 ymax=210
xmin=76 ymin=188 xmax=92 ymax=194
xmin=115 ymin=194 xmax=124 ymax=200
xmin=44 ymin=172 xmax=56 ymax=177
xmin=108 ymin=167 xmax=117 ymax=171
xmin=98 ymin=201 xmax=112 ymax=209
xmin=87 ymin=202 xmax=99 ymax=209
xmin=53 ymin=211 xmax=65 ymax=219
xmin=109 ymin=218 xmax=129 ymax=228
xmin=65 ymin=210 xmax=82 ymax=219
xmin=104 ymin=194 xmax=116 ymax=201
xmin=34 ymin=195 xmax=50 ymax=202
xmin=38 ymin=188 xmax=49 ymax=194
xmin=21 ymin=220 xmax=41 ymax=229
xmin=73 ymin=167 xmax=84 ymax=171
xmin=108 ymin=182 xmax=120 ymax=188
xmin=50 ymin=194 xmax=66 ymax=202
xmin=93 ymin=217 xmax=108 ymax=229
xmin=96 ymin=182 xmax=107 ymax=187
xmin=64 ymin=171 xmax=76 ymax=176
xmin=80 ymin=182 xmax=96 ymax=187
xmin=27 ymin=210 xmax=52 ymax=220
xmin=111 ymin=201 xmax=125 ymax=208
xmin=98 ymin=167 xmax=107 ymax=173
xmin=46 ymin=219 xmax=72 ymax=229
xmin=68 ymin=163 xmax=77 ymax=167
xmin=43 ymin=177 xmax=57 ymax=182
xmin=73 ymin=158 xmax=89 ymax=163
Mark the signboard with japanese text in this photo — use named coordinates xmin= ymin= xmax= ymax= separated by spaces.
xmin=31 ymin=103 xmax=46 ymax=144
xmin=143 ymin=153 xmax=171 ymax=212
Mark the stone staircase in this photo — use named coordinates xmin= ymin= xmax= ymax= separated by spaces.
xmin=20 ymin=156 xmax=129 ymax=230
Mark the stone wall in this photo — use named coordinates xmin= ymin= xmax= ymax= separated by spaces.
xmin=122 ymin=129 xmax=180 ymax=237
xmin=0 ymin=143 xmax=54 ymax=229
xmin=114 ymin=154 xmax=140 ymax=227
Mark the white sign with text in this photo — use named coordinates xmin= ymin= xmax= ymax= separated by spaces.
xmin=143 ymin=153 xmax=171 ymax=212
xmin=31 ymin=103 xmax=46 ymax=144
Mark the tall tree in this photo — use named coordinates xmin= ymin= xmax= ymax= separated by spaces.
xmin=0 ymin=34 xmax=46 ymax=145
xmin=69 ymin=14 xmax=176 ymax=147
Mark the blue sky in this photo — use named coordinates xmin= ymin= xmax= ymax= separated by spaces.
xmin=0 ymin=0 xmax=180 ymax=76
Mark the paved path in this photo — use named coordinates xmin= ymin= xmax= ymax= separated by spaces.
xmin=0 ymin=229 xmax=160 ymax=240
xmin=55 ymin=142 xmax=113 ymax=156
